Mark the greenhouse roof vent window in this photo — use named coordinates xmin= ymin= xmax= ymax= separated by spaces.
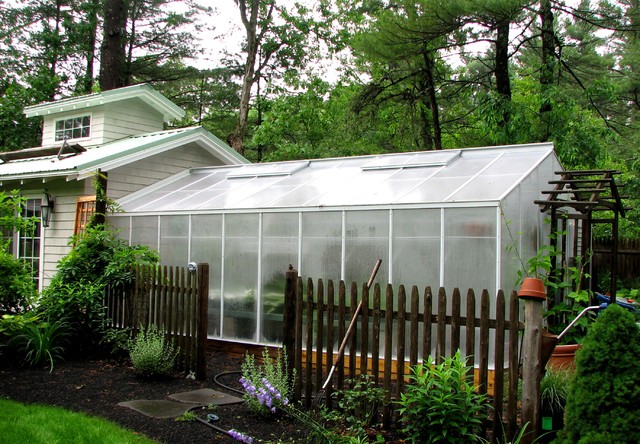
xmin=227 ymin=160 xmax=309 ymax=179
xmin=361 ymin=150 xmax=460 ymax=171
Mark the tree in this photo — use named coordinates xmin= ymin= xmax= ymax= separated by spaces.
xmin=99 ymin=0 xmax=129 ymax=90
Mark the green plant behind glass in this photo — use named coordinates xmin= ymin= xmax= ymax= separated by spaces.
xmin=396 ymin=350 xmax=488 ymax=444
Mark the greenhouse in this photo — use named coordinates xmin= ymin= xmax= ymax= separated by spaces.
xmin=109 ymin=142 xmax=561 ymax=345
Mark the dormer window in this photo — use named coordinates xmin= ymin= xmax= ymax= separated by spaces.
xmin=55 ymin=115 xmax=91 ymax=142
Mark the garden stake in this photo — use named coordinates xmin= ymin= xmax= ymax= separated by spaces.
xmin=312 ymin=258 xmax=382 ymax=408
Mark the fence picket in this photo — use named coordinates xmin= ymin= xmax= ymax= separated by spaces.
xmin=103 ymin=263 xmax=207 ymax=379
xmin=288 ymin=276 xmax=522 ymax=440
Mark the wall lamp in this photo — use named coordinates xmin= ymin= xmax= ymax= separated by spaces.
xmin=41 ymin=192 xmax=54 ymax=228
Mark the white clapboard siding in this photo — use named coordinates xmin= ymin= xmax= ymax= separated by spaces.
xmin=40 ymin=99 xmax=164 ymax=147
xmin=107 ymin=144 xmax=221 ymax=199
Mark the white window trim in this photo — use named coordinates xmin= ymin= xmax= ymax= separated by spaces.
xmin=54 ymin=112 xmax=92 ymax=143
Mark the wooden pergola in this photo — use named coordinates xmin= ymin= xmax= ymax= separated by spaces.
xmin=534 ymin=169 xmax=628 ymax=303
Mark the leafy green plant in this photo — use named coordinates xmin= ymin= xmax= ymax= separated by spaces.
xmin=175 ymin=411 xmax=197 ymax=422
xmin=556 ymin=304 xmax=640 ymax=443
xmin=396 ymin=350 xmax=488 ymax=444
xmin=240 ymin=347 xmax=292 ymax=416
xmin=9 ymin=318 xmax=70 ymax=372
xmin=0 ymin=249 xmax=36 ymax=315
xmin=99 ymin=326 xmax=133 ymax=358
xmin=129 ymin=324 xmax=177 ymax=378
xmin=37 ymin=224 xmax=159 ymax=354
xmin=336 ymin=375 xmax=386 ymax=432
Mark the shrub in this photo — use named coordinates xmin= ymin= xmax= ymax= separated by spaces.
xmin=37 ymin=225 xmax=159 ymax=354
xmin=240 ymin=347 xmax=292 ymax=416
xmin=0 ymin=250 xmax=36 ymax=315
xmin=555 ymin=304 xmax=640 ymax=443
xmin=129 ymin=325 xmax=177 ymax=378
xmin=336 ymin=375 xmax=386 ymax=432
xmin=0 ymin=191 xmax=38 ymax=316
xmin=396 ymin=350 xmax=488 ymax=444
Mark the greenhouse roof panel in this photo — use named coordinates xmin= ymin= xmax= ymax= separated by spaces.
xmin=117 ymin=143 xmax=557 ymax=212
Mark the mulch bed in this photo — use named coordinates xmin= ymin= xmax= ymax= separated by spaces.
xmin=0 ymin=350 xmax=309 ymax=443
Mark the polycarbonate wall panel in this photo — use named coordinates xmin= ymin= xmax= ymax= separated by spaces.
xmin=190 ymin=214 xmax=223 ymax=338
xmin=392 ymin=209 xmax=441 ymax=289
xmin=109 ymin=216 xmax=130 ymax=242
xmin=300 ymin=211 xmax=342 ymax=281
xmin=223 ymin=213 xmax=259 ymax=341
xmin=260 ymin=213 xmax=299 ymax=343
xmin=344 ymin=210 xmax=389 ymax=288
xmin=159 ymin=216 xmax=189 ymax=267
xmin=130 ymin=216 xmax=158 ymax=251
xmin=443 ymin=207 xmax=497 ymax=296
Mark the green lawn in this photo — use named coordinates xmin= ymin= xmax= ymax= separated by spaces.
xmin=0 ymin=399 xmax=156 ymax=444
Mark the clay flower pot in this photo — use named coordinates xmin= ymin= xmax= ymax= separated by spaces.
xmin=518 ymin=277 xmax=547 ymax=301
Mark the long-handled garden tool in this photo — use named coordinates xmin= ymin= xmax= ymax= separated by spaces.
xmin=313 ymin=258 xmax=382 ymax=407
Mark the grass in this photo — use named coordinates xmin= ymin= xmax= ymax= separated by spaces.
xmin=0 ymin=399 xmax=156 ymax=444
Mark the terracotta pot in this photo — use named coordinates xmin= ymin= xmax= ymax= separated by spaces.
xmin=518 ymin=277 xmax=547 ymax=301
xmin=546 ymin=343 xmax=581 ymax=371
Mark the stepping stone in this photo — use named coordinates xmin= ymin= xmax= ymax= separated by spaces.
xmin=117 ymin=399 xmax=199 ymax=419
xmin=168 ymin=388 xmax=242 ymax=406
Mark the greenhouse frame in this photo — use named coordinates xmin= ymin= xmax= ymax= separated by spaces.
xmin=109 ymin=142 xmax=562 ymax=345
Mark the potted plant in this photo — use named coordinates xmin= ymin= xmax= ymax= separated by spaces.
xmin=539 ymin=367 xmax=573 ymax=436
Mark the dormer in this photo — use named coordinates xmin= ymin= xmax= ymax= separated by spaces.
xmin=24 ymin=84 xmax=186 ymax=147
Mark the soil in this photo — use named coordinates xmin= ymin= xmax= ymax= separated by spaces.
xmin=0 ymin=350 xmax=310 ymax=443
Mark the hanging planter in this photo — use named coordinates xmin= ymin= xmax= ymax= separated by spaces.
xmin=518 ymin=277 xmax=547 ymax=301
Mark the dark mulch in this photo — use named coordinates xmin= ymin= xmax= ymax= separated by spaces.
xmin=0 ymin=350 xmax=309 ymax=443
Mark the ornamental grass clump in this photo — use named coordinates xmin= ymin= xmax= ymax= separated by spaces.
xmin=396 ymin=350 xmax=488 ymax=444
xmin=129 ymin=325 xmax=177 ymax=378
xmin=555 ymin=303 xmax=640 ymax=443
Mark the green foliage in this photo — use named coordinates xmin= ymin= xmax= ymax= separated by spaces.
xmin=556 ymin=304 xmax=640 ymax=443
xmin=52 ymin=225 xmax=159 ymax=289
xmin=9 ymin=318 xmax=70 ymax=372
xmin=0 ymin=249 xmax=36 ymax=315
xmin=128 ymin=324 xmax=177 ymax=378
xmin=240 ymin=347 xmax=292 ymax=416
xmin=0 ymin=191 xmax=38 ymax=315
xmin=99 ymin=327 xmax=133 ymax=358
xmin=38 ymin=225 xmax=158 ymax=354
xmin=38 ymin=279 xmax=106 ymax=353
xmin=336 ymin=375 xmax=386 ymax=432
xmin=540 ymin=368 xmax=573 ymax=417
xmin=396 ymin=351 xmax=488 ymax=444
xmin=174 ymin=411 xmax=197 ymax=422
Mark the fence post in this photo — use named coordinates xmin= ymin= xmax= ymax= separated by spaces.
xmin=196 ymin=263 xmax=209 ymax=380
xmin=520 ymin=288 xmax=545 ymax=444
xmin=283 ymin=265 xmax=298 ymax=388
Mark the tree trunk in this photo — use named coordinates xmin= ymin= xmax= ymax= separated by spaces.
xmin=99 ymin=0 xmax=129 ymax=91
xmin=495 ymin=17 xmax=512 ymax=129
xmin=228 ymin=0 xmax=265 ymax=155
xmin=79 ymin=0 xmax=100 ymax=93
xmin=422 ymin=50 xmax=442 ymax=150
xmin=540 ymin=0 xmax=555 ymax=140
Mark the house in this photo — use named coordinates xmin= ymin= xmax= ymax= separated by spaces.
xmin=109 ymin=142 xmax=562 ymax=346
xmin=0 ymin=84 xmax=248 ymax=290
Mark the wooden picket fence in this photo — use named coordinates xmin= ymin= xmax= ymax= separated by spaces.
xmin=103 ymin=263 xmax=209 ymax=379
xmin=282 ymin=269 xmax=523 ymax=441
